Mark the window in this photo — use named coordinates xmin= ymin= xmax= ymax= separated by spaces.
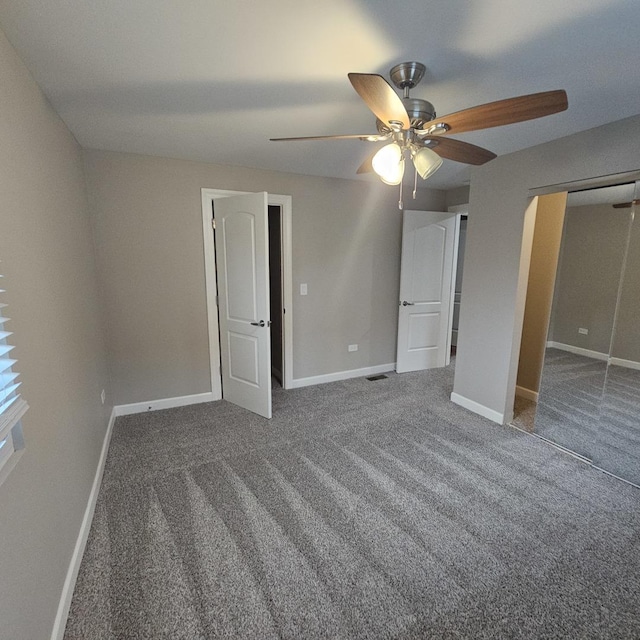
xmin=0 ymin=272 xmax=27 ymax=486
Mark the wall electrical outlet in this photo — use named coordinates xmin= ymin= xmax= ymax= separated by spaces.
xmin=348 ymin=344 xmax=358 ymax=352
xmin=578 ymin=327 xmax=589 ymax=335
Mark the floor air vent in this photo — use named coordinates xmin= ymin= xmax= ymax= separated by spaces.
xmin=366 ymin=374 xmax=388 ymax=381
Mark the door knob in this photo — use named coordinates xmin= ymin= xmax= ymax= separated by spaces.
xmin=250 ymin=320 xmax=266 ymax=327
xmin=401 ymin=301 xmax=415 ymax=306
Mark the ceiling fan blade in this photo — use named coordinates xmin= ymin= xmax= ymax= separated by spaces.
xmin=270 ymin=133 xmax=386 ymax=142
xmin=348 ymin=73 xmax=411 ymax=130
xmin=425 ymin=90 xmax=568 ymax=135
xmin=356 ymin=152 xmax=375 ymax=174
xmin=422 ymin=137 xmax=497 ymax=165
xmin=612 ymin=199 xmax=640 ymax=208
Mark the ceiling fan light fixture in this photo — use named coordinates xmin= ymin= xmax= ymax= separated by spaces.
xmin=411 ymin=146 xmax=443 ymax=180
xmin=372 ymin=143 xmax=405 ymax=185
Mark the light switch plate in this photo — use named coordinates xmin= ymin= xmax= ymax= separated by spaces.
xmin=348 ymin=344 xmax=358 ymax=352
xmin=300 ymin=283 xmax=308 ymax=296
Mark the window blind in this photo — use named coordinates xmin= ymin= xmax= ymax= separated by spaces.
xmin=0 ymin=273 xmax=27 ymax=482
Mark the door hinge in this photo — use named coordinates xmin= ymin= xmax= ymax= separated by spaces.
xmin=211 ymin=218 xmax=216 ymax=230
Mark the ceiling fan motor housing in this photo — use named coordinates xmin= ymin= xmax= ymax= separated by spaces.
xmin=376 ymin=97 xmax=436 ymax=134
xmin=403 ymin=97 xmax=436 ymax=128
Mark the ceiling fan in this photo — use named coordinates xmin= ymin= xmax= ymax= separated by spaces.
xmin=271 ymin=62 xmax=568 ymax=207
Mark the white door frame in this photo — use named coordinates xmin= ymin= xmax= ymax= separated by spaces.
xmin=201 ymin=188 xmax=293 ymax=399
xmin=447 ymin=203 xmax=468 ymax=360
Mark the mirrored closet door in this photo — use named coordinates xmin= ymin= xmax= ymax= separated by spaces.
xmin=594 ymin=186 xmax=640 ymax=484
xmin=518 ymin=181 xmax=639 ymax=486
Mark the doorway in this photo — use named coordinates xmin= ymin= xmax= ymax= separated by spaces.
xmin=268 ymin=204 xmax=284 ymax=387
xmin=200 ymin=189 xmax=293 ymax=408
xmin=448 ymin=204 xmax=469 ymax=356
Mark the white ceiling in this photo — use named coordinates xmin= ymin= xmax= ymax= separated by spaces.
xmin=1 ymin=0 xmax=638 ymax=189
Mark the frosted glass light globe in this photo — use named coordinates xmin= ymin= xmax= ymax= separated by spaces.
xmin=372 ymin=143 xmax=405 ymax=185
xmin=412 ymin=146 xmax=443 ymax=180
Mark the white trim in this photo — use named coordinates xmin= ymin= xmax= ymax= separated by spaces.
xmin=528 ymin=170 xmax=640 ymax=198
xmin=267 ymin=194 xmax=294 ymax=390
xmin=546 ymin=341 xmax=608 ymax=361
xmin=445 ymin=213 xmax=462 ymax=366
xmin=609 ymin=357 xmax=640 ymax=371
xmin=201 ymin=189 xmax=224 ymax=401
xmin=201 ymin=189 xmax=294 ymax=393
xmin=450 ymin=392 xmax=505 ymax=424
xmin=51 ymin=408 xmax=117 ymax=640
xmin=114 ymin=391 xmax=216 ymax=417
xmin=0 ymin=399 xmax=28 ymax=487
xmin=289 ymin=363 xmax=395 ymax=389
xmin=515 ymin=385 xmax=539 ymax=402
xmin=0 ymin=397 xmax=28 ymax=441
xmin=0 ymin=448 xmax=24 ymax=489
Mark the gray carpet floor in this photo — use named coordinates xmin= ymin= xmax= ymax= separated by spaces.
xmin=533 ymin=349 xmax=640 ymax=485
xmin=534 ymin=348 xmax=607 ymax=459
xmin=597 ymin=364 xmax=640 ymax=485
xmin=65 ymin=363 xmax=640 ymax=639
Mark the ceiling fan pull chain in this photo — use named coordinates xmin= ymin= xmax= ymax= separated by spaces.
xmin=412 ymin=167 xmax=418 ymax=199
xmin=398 ymin=181 xmax=403 ymax=210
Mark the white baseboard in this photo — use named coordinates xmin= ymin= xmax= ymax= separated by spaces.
xmin=548 ymin=342 xmax=640 ymax=370
xmin=546 ymin=341 xmax=608 ymax=361
xmin=290 ymin=363 xmax=396 ymax=389
xmin=114 ymin=391 xmax=217 ymax=416
xmin=515 ymin=385 xmax=539 ymax=402
xmin=51 ymin=407 xmax=117 ymax=640
xmin=450 ymin=392 xmax=505 ymax=424
xmin=609 ymin=357 xmax=640 ymax=371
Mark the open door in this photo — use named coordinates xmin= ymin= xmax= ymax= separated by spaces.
xmin=215 ymin=192 xmax=272 ymax=418
xmin=396 ymin=210 xmax=458 ymax=373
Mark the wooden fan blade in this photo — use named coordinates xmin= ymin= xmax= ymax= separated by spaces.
xmin=423 ymin=137 xmax=497 ymax=165
xmin=356 ymin=152 xmax=375 ymax=174
xmin=348 ymin=73 xmax=411 ymax=130
xmin=270 ymin=133 xmax=386 ymax=142
xmin=425 ymin=90 xmax=568 ymax=135
xmin=613 ymin=199 xmax=640 ymax=208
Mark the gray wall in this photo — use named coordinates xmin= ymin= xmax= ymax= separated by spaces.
xmin=549 ymin=204 xmax=629 ymax=354
xmin=0 ymin=27 xmax=110 ymax=639
xmin=454 ymin=113 xmax=640 ymax=423
xmin=445 ymin=185 xmax=470 ymax=209
xmin=83 ymin=149 xmax=445 ymax=405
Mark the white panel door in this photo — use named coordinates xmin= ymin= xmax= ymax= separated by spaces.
xmin=215 ymin=192 xmax=272 ymax=418
xmin=396 ymin=210 xmax=458 ymax=374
